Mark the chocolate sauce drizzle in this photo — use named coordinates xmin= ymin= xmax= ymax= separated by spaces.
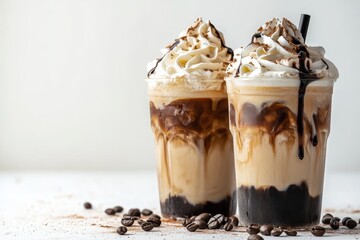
xmin=208 ymin=21 xmax=234 ymax=60
xmin=147 ymin=21 xmax=234 ymax=77
xmin=147 ymin=39 xmax=180 ymax=77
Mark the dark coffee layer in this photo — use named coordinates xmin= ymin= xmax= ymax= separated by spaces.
xmin=150 ymin=98 xmax=229 ymax=138
xmin=238 ymin=182 xmax=321 ymax=227
xmin=161 ymin=193 xmax=236 ymax=219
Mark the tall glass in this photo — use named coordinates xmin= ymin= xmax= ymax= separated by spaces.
xmin=147 ymin=78 xmax=236 ymax=219
xmin=226 ymin=77 xmax=336 ymax=227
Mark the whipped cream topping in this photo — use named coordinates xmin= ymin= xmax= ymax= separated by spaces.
xmin=147 ymin=18 xmax=233 ymax=80
xmin=227 ymin=18 xmax=338 ymax=79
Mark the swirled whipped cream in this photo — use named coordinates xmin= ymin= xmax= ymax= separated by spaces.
xmin=147 ymin=18 xmax=233 ymax=81
xmin=227 ymin=18 xmax=338 ymax=79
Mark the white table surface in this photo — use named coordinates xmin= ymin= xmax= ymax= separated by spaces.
xmin=0 ymin=171 xmax=359 ymax=240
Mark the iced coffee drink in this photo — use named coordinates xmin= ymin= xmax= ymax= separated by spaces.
xmin=226 ymin=18 xmax=338 ymax=227
xmin=147 ymin=18 xmax=236 ymax=219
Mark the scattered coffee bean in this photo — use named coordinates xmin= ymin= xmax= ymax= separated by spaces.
xmin=116 ymin=226 xmax=127 ymax=235
xmin=83 ymin=202 xmax=92 ymax=209
xmin=284 ymin=229 xmax=297 ymax=236
xmin=113 ymin=206 xmax=123 ymax=213
xmin=149 ymin=214 xmax=161 ymax=220
xmin=182 ymin=218 xmax=193 ymax=227
xmin=195 ymin=213 xmax=212 ymax=222
xmin=229 ymin=216 xmax=239 ymax=227
xmin=247 ymin=234 xmax=264 ymax=240
xmin=128 ymin=208 xmax=141 ymax=217
xmin=186 ymin=222 xmax=199 ymax=232
xmin=105 ymin=208 xmax=115 ymax=215
xmin=342 ymin=217 xmax=352 ymax=226
xmin=271 ymin=228 xmax=283 ymax=236
xmin=141 ymin=209 xmax=153 ymax=216
xmin=121 ymin=218 xmax=134 ymax=227
xmin=193 ymin=220 xmax=207 ymax=229
xmin=311 ymin=226 xmax=325 ymax=236
xmin=260 ymin=224 xmax=273 ymax=236
xmin=346 ymin=219 xmax=357 ymax=229
xmin=207 ymin=217 xmax=220 ymax=229
xmin=138 ymin=219 xmax=145 ymax=225
xmin=224 ymin=222 xmax=234 ymax=231
xmin=246 ymin=225 xmax=260 ymax=234
xmin=123 ymin=214 xmax=139 ymax=220
xmin=147 ymin=216 xmax=161 ymax=227
xmin=334 ymin=217 xmax=341 ymax=222
xmin=321 ymin=214 xmax=333 ymax=224
xmin=213 ymin=214 xmax=226 ymax=225
xmin=330 ymin=218 xmax=340 ymax=230
xmin=141 ymin=221 xmax=154 ymax=231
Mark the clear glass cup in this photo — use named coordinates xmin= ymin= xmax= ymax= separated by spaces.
xmin=146 ymin=78 xmax=236 ymax=219
xmin=226 ymin=77 xmax=337 ymax=227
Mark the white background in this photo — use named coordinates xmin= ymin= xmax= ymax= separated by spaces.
xmin=0 ymin=0 xmax=359 ymax=171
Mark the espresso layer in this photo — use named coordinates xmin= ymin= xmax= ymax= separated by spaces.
xmin=238 ymin=182 xmax=321 ymax=227
xmin=161 ymin=193 xmax=236 ymax=219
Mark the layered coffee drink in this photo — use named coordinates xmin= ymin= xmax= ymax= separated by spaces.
xmin=226 ymin=18 xmax=339 ymax=227
xmin=146 ymin=18 xmax=236 ymax=219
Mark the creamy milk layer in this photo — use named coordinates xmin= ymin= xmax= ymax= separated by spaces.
xmin=149 ymin=88 xmax=236 ymax=205
xmin=227 ymin=84 xmax=333 ymax=197
xmin=147 ymin=18 xmax=233 ymax=83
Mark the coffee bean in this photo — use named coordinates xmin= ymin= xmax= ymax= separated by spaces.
xmin=182 ymin=218 xmax=192 ymax=227
xmin=83 ymin=202 xmax=92 ymax=209
xmin=247 ymin=234 xmax=264 ymax=240
xmin=149 ymin=214 xmax=161 ymax=220
xmin=311 ymin=226 xmax=325 ymax=236
xmin=284 ymin=229 xmax=297 ymax=236
xmin=207 ymin=217 xmax=220 ymax=229
xmin=128 ymin=208 xmax=141 ymax=217
xmin=321 ymin=214 xmax=333 ymax=224
xmin=260 ymin=224 xmax=273 ymax=236
xmin=334 ymin=217 xmax=341 ymax=222
xmin=116 ymin=226 xmax=127 ymax=235
xmin=246 ymin=225 xmax=260 ymax=234
xmin=330 ymin=218 xmax=340 ymax=230
xmin=342 ymin=217 xmax=352 ymax=226
xmin=229 ymin=216 xmax=239 ymax=227
xmin=271 ymin=228 xmax=283 ymax=236
xmin=105 ymin=208 xmax=115 ymax=215
xmin=147 ymin=216 xmax=161 ymax=227
xmin=182 ymin=218 xmax=191 ymax=227
xmin=113 ymin=206 xmax=123 ymax=213
xmin=193 ymin=220 xmax=207 ymax=229
xmin=141 ymin=221 xmax=154 ymax=231
xmin=214 ymin=214 xmax=226 ymax=225
xmin=138 ymin=219 xmax=145 ymax=225
xmin=186 ymin=222 xmax=199 ymax=232
xmin=224 ymin=222 xmax=234 ymax=231
xmin=346 ymin=219 xmax=357 ymax=229
xmin=195 ymin=213 xmax=212 ymax=222
xmin=123 ymin=214 xmax=139 ymax=220
xmin=121 ymin=218 xmax=134 ymax=227
xmin=190 ymin=216 xmax=196 ymax=221
xmin=322 ymin=213 xmax=333 ymax=218
xmin=141 ymin=208 xmax=153 ymax=216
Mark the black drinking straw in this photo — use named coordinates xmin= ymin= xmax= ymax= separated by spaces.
xmin=298 ymin=14 xmax=311 ymax=41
